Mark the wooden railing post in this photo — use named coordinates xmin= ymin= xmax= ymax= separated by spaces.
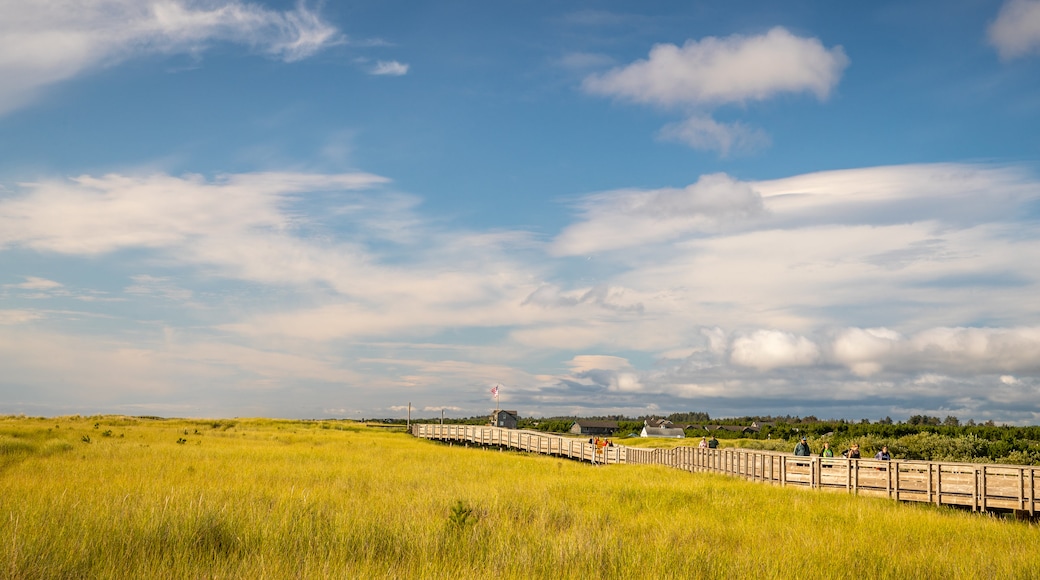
xmin=936 ymin=464 xmax=943 ymax=506
xmin=980 ymin=466 xmax=987 ymax=512
xmin=1030 ymin=468 xmax=1036 ymax=516
xmin=973 ymin=467 xmax=980 ymax=512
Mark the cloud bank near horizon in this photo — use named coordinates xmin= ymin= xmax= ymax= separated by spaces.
xmin=2 ymin=161 xmax=1040 ymax=422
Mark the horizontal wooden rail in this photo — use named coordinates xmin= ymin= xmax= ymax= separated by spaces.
xmin=411 ymin=424 xmax=1039 ymax=515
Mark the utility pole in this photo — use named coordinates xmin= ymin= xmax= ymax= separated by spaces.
xmin=407 ymin=402 xmax=411 ymax=431
xmin=441 ymin=408 xmax=444 ymax=425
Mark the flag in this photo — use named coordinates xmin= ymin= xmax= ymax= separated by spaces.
xmin=490 ymin=385 xmax=499 ymax=399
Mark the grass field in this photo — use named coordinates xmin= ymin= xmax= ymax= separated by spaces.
xmin=2 ymin=415 xmax=1039 ymax=578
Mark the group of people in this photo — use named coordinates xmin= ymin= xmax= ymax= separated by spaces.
xmin=794 ymin=437 xmax=890 ymax=460
xmin=697 ymin=436 xmax=719 ymax=449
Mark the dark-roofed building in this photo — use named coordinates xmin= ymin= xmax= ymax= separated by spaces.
xmin=644 ymin=418 xmax=674 ymax=429
xmin=569 ymin=420 xmax=618 ymax=436
xmin=706 ymin=425 xmax=757 ymax=435
xmin=492 ymin=410 xmax=519 ymax=429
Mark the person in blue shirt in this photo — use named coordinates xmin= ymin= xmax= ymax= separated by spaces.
xmin=794 ymin=437 xmax=811 ymax=456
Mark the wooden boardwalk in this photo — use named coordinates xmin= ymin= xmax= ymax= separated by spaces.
xmin=412 ymin=423 xmax=1039 ymax=515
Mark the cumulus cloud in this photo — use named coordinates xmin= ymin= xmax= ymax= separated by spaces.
xmin=583 ymin=27 xmax=848 ymax=107
xmin=370 ymin=60 xmax=409 ymax=76
xmin=552 ymin=172 xmax=763 ymax=255
xmin=0 ymin=0 xmax=343 ymax=115
xmin=989 ymin=0 xmax=1040 ymax=59
xmin=909 ymin=327 xmax=1040 ymax=372
xmin=828 ymin=327 xmax=1040 ymax=376
xmin=581 ymin=27 xmax=847 ymax=154
xmin=831 ymin=327 xmax=904 ymax=376
xmin=730 ymin=329 xmax=820 ymax=370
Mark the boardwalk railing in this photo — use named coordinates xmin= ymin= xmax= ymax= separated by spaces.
xmin=412 ymin=423 xmax=1039 ymax=515
xmin=412 ymin=424 xmax=625 ymax=464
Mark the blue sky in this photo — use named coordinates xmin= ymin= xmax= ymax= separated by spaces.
xmin=3 ymin=0 xmax=1040 ymax=422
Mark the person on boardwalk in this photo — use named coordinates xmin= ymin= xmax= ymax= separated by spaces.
xmin=707 ymin=435 xmax=719 ymax=449
xmin=821 ymin=442 xmax=834 ymax=457
xmin=698 ymin=436 xmax=708 ymax=449
xmin=794 ymin=437 xmax=811 ymax=456
xmin=842 ymin=443 xmax=861 ymax=459
xmin=874 ymin=445 xmax=891 ymax=460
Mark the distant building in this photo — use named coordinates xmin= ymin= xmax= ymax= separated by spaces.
xmin=706 ymin=425 xmax=757 ymax=435
xmin=640 ymin=426 xmax=686 ymax=438
xmin=569 ymin=420 xmax=618 ymax=436
xmin=492 ymin=410 xmax=519 ymax=429
xmin=644 ymin=418 xmax=675 ymax=429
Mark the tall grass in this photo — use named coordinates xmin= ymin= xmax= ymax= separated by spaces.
xmin=1 ymin=415 xmax=1038 ymax=578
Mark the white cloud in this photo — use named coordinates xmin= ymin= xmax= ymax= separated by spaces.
xmin=583 ymin=27 xmax=848 ymax=107
xmin=7 ymin=276 xmax=63 ymax=290
xmin=0 ymin=171 xmax=387 ymax=256
xmin=552 ymin=172 xmax=763 ymax=256
xmin=370 ymin=60 xmax=409 ymax=76
xmin=989 ymin=0 xmax=1040 ymax=59
xmin=657 ymin=115 xmax=770 ymax=156
xmin=4 ymin=163 xmax=1040 ymax=418
xmin=826 ymin=327 xmax=1040 ymax=376
xmin=0 ymin=310 xmax=42 ymax=325
xmin=908 ymin=327 xmax=1040 ymax=373
xmin=566 ymin=355 xmax=632 ymax=373
xmin=581 ymin=27 xmax=847 ymax=154
xmin=831 ymin=328 xmax=904 ymax=376
xmin=0 ymin=0 xmax=343 ymax=115
xmin=730 ymin=330 xmax=820 ymax=370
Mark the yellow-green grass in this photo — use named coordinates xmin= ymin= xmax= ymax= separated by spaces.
xmin=1 ymin=415 xmax=1038 ymax=578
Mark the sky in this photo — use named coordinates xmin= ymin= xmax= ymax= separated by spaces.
xmin=2 ymin=0 xmax=1040 ymax=423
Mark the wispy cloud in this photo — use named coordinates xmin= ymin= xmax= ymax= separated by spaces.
xmin=989 ymin=0 xmax=1040 ymax=59
xmin=657 ymin=115 xmax=771 ymax=157
xmin=0 ymin=0 xmax=344 ymax=115
xmin=6 ymin=276 xmax=62 ymax=290
xmin=370 ymin=60 xmax=409 ymax=76
xmin=552 ymin=172 xmax=764 ymax=256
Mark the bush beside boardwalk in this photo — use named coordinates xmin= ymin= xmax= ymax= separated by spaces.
xmin=2 ymin=415 xmax=1040 ymax=578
